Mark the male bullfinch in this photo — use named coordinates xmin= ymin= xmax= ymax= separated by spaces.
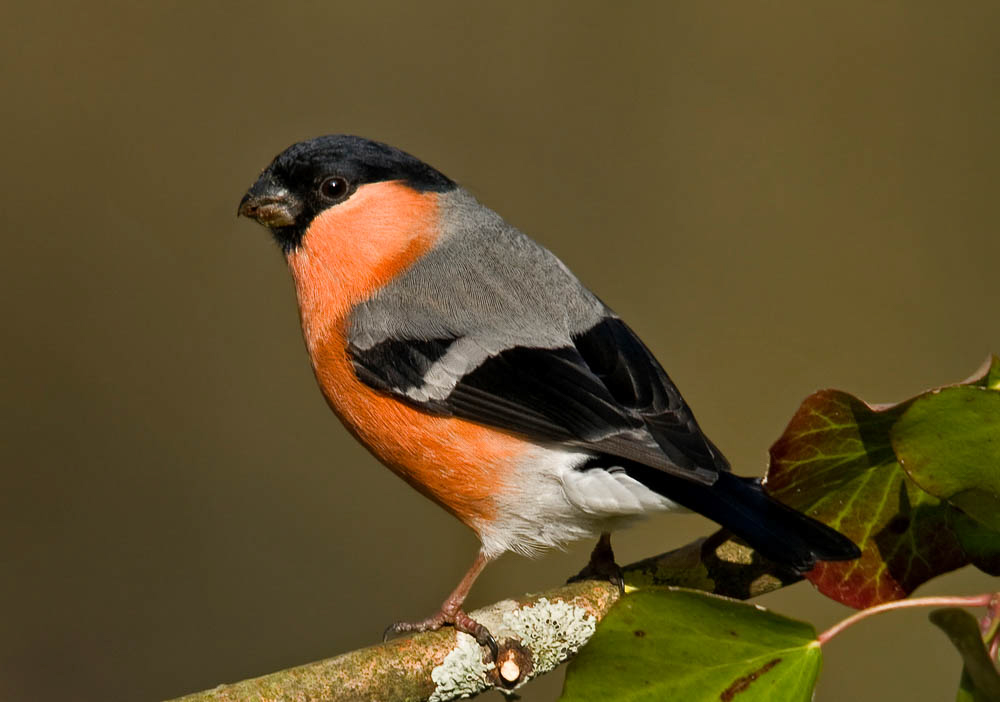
xmin=238 ymin=135 xmax=859 ymax=657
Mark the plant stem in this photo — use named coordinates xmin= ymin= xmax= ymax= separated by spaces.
xmin=817 ymin=594 xmax=996 ymax=646
xmin=982 ymin=594 xmax=1000 ymax=662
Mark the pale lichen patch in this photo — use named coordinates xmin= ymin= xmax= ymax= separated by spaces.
xmin=426 ymin=597 xmax=597 ymax=700
xmin=427 ymin=635 xmax=494 ymax=702
xmin=715 ymin=540 xmax=755 ymax=564
xmin=501 ymin=598 xmax=596 ymax=678
xmin=749 ymin=573 xmax=783 ymax=596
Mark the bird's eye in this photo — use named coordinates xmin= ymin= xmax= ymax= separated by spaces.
xmin=319 ymin=176 xmax=350 ymax=201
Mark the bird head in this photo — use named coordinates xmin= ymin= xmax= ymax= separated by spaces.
xmin=238 ymin=135 xmax=454 ymax=253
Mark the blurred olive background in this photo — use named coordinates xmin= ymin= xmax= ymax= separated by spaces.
xmin=2 ymin=2 xmax=998 ymax=700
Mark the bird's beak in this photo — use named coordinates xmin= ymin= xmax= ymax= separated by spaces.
xmin=238 ymin=177 xmax=302 ymax=228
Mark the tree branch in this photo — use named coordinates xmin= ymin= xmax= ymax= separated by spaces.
xmin=168 ymin=529 xmax=802 ymax=702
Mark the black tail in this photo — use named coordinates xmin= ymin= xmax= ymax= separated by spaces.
xmin=626 ymin=466 xmax=861 ymax=572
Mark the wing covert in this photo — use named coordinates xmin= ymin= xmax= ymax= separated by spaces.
xmin=348 ymin=317 xmax=727 ymax=483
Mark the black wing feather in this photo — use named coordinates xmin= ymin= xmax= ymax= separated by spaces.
xmin=349 ymin=318 xmax=862 ymax=568
xmin=349 ymin=317 xmax=727 ymax=483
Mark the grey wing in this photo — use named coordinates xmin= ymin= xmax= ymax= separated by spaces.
xmin=347 ymin=190 xmax=726 ymax=485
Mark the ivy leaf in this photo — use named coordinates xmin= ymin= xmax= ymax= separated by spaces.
xmin=892 ymin=386 xmax=1000 ymax=532
xmin=929 ymin=608 xmax=1000 ymax=702
xmin=966 ymin=355 xmax=1000 ymax=392
xmin=560 ymin=589 xmax=820 ymax=702
xmin=764 ymin=357 xmax=1000 ymax=608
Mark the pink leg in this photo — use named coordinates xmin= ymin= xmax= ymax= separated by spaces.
xmin=385 ymin=550 xmax=498 ymax=659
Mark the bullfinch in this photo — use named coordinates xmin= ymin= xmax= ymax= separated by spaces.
xmin=238 ymin=135 xmax=859 ymax=657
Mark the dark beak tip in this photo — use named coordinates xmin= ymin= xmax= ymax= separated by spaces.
xmin=237 ymin=177 xmax=300 ymax=227
xmin=237 ymin=192 xmax=253 ymax=218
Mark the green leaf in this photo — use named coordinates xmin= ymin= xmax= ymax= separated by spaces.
xmin=764 ymin=356 xmax=1000 ymax=608
xmin=892 ymin=386 xmax=1000 ymax=532
xmin=966 ymin=355 xmax=1000 ymax=391
xmin=560 ymin=589 xmax=821 ymax=702
xmin=957 ymin=669 xmax=979 ymax=702
xmin=929 ymin=608 xmax=1000 ymax=702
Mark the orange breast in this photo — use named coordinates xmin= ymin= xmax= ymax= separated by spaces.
xmin=286 ymin=182 xmax=527 ymax=530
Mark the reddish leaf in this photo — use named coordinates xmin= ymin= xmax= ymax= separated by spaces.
xmin=764 ymin=357 xmax=1000 ymax=609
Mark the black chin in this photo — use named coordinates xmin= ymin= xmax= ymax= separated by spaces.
xmin=269 ymin=224 xmax=306 ymax=254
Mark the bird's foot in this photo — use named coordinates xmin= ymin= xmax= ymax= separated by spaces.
xmin=568 ymin=532 xmax=625 ymax=594
xmin=384 ymin=609 xmax=499 ymax=661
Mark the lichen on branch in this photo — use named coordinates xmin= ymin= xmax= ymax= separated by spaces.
xmin=167 ymin=529 xmax=797 ymax=702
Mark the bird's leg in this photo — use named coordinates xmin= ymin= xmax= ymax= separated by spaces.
xmin=568 ymin=532 xmax=625 ymax=593
xmin=384 ymin=549 xmax=499 ymax=660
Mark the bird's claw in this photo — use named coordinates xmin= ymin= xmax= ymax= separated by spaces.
xmin=382 ymin=610 xmax=498 ymax=661
xmin=455 ymin=610 xmax=499 ymax=660
xmin=568 ymin=533 xmax=626 ymax=595
xmin=481 ymin=630 xmax=500 ymax=661
xmin=567 ymin=561 xmax=625 ymax=594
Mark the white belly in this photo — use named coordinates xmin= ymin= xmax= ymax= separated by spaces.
xmin=476 ymin=446 xmax=681 ymax=558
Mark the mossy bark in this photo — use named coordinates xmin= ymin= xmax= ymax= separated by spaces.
xmin=168 ymin=529 xmax=796 ymax=702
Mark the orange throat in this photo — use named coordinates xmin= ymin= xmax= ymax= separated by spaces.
xmin=287 ymin=181 xmax=440 ymax=344
xmin=285 ymin=182 xmax=524 ymax=531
